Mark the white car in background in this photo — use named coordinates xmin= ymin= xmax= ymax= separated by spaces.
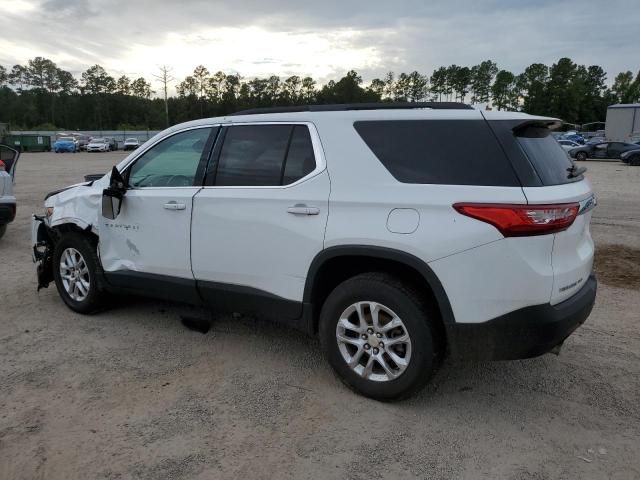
xmin=86 ymin=138 xmax=110 ymax=152
xmin=123 ymin=138 xmax=141 ymax=151
xmin=0 ymin=145 xmax=19 ymax=239
xmin=558 ymin=139 xmax=581 ymax=152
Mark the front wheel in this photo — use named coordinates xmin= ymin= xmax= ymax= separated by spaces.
xmin=52 ymin=232 xmax=105 ymax=313
xmin=576 ymin=152 xmax=587 ymax=161
xmin=0 ymin=224 xmax=6 ymax=239
xmin=629 ymin=155 xmax=640 ymax=167
xmin=319 ymin=273 xmax=440 ymax=401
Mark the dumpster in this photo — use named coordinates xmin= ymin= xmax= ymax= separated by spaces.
xmin=4 ymin=134 xmax=51 ymax=152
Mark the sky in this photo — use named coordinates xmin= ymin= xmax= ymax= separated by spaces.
xmin=0 ymin=0 xmax=637 ymax=94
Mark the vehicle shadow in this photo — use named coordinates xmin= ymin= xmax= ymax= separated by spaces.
xmin=100 ymin=294 xmax=565 ymax=407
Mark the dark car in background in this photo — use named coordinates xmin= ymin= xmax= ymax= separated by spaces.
xmin=569 ymin=141 xmax=640 ymax=161
xmin=74 ymin=135 xmax=91 ymax=151
xmin=621 ymin=148 xmax=640 ymax=166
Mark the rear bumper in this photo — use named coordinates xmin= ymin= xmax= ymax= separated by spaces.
xmin=448 ymin=274 xmax=597 ymax=360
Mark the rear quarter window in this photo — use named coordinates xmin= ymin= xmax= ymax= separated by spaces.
xmin=353 ymin=120 xmax=520 ymax=186
xmin=515 ymin=126 xmax=578 ymax=185
xmin=488 ymin=121 xmax=581 ymax=186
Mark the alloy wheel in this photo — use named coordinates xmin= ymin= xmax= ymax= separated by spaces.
xmin=59 ymin=247 xmax=91 ymax=302
xmin=335 ymin=301 xmax=412 ymax=382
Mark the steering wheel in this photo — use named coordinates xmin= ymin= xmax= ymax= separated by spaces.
xmin=166 ymin=175 xmax=192 ymax=187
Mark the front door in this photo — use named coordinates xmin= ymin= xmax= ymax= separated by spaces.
xmin=98 ymin=126 xmax=217 ymax=301
xmin=190 ymin=123 xmax=329 ymax=320
xmin=592 ymin=143 xmax=608 ymax=159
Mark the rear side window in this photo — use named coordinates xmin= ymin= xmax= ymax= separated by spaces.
xmin=282 ymin=125 xmax=315 ymax=184
xmin=353 ymin=120 xmax=520 ymax=186
xmin=514 ymin=126 xmax=579 ymax=185
xmin=212 ymin=124 xmax=316 ymax=186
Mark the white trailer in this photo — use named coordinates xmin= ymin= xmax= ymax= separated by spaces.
xmin=605 ymin=104 xmax=640 ymax=142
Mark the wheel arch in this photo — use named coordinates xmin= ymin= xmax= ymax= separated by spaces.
xmin=304 ymin=245 xmax=455 ymax=337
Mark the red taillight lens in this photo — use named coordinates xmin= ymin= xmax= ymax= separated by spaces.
xmin=453 ymin=203 xmax=580 ymax=237
xmin=0 ymin=160 xmax=5 ymax=171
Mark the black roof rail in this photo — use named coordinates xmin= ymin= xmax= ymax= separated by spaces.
xmin=229 ymin=102 xmax=473 ymax=116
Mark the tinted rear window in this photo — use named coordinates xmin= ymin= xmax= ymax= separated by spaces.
xmin=353 ymin=120 xmax=520 ymax=186
xmin=514 ymin=126 xmax=579 ymax=185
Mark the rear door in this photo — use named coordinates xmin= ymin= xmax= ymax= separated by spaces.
xmin=191 ymin=122 xmax=329 ymax=318
xmin=606 ymin=142 xmax=626 ymax=159
xmin=0 ymin=144 xmax=20 ymax=181
xmin=495 ymin=121 xmax=595 ymax=305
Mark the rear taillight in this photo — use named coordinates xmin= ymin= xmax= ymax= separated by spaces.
xmin=453 ymin=203 xmax=580 ymax=237
xmin=0 ymin=160 xmax=5 ymax=171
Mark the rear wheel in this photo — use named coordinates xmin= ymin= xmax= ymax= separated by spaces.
xmin=319 ymin=273 xmax=440 ymax=401
xmin=576 ymin=152 xmax=587 ymax=161
xmin=52 ymin=232 xmax=105 ymax=314
xmin=0 ymin=224 xmax=6 ymax=239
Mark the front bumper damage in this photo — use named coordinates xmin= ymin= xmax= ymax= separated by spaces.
xmin=32 ymin=214 xmax=55 ymax=290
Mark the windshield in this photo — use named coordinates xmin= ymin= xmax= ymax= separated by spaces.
xmin=58 ymin=137 xmax=74 ymax=142
xmin=91 ymin=138 xmax=105 ymax=143
xmin=125 ymin=138 xmax=138 ymax=142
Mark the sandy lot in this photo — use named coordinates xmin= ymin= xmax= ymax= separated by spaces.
xmin=1 ymin=152 xmax=639 ymax=480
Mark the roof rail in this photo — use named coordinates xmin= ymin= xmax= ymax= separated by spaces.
xmin=229 ymin=102 xmax=474 ymax=116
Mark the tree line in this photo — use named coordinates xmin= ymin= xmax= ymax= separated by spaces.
xmin=1 ymin=56 xmax=639 ymax=131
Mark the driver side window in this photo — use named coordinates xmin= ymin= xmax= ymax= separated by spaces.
xmin=128 ymin=127 xmax=214 ymax=188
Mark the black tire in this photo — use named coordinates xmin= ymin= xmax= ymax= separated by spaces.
xmin=630 ymin=155 xmax=640 ymax=167
xmin=0 ymin=224 xmax=6 ymax=239
xmin=575 ymin=152 xmax=587 ymax=161
xmin=319 ymin=272 xmax=440 ymax=401
xmin=52 ymin=232 xmax=105 ymax=314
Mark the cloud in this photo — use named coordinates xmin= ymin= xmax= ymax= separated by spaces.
xmin=0 ymin=0 xmax=637 ymax=91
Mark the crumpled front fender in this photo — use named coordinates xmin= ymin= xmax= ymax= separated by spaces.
xmin=47 ymin=182 xmax=103 ymax=235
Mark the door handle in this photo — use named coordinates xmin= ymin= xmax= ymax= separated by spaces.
xmin=287 ymin=204 xmax=320 ymax=215
xmin=163 ymin=201 xmax=186 ymax=210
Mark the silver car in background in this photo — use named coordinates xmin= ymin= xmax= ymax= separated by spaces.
xmin=123 ymin=137 xmax=141 ymax=150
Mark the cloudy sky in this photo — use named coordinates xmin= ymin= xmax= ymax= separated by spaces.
xmin=0 ymin=0 xmax=637 ymax=91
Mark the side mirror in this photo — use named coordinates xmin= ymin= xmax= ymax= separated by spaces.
xmin=102 ymin=189 xmax=123 ymax=220
xmin=102 ymin=166 xmax=127 ymax=220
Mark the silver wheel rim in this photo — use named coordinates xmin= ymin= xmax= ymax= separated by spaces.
xmin=336 ymin=301 xmax=412 ymax=382
xmin=59 ymin=247 xmax=91 ymax=302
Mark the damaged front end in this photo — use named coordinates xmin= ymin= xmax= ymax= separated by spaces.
xmin=32 ymin=214 xmax=56 ymax=290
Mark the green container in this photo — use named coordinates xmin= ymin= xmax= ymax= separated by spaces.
xmin=4 ymin=134 xmax=51 ymax=152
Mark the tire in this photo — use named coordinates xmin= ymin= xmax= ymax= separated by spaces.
xmin=0 ymin=224 xmax=6 ymax=239
xmin=576 ymin=152 xmax=587 ymax=161
xmin=319 ymin=272 xmax=440 ymax=401
xmin=52 ymin=232 xmax=105 ymax=314
xmin=630 ymin=155 xmax=640 ymax=167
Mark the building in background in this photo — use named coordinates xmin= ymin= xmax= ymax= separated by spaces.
xmin=605 ymin=104 xmax=640 ymax=143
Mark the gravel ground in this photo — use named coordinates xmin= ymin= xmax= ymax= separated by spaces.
xmin=1 ymin=153 xmax=639 ymax=480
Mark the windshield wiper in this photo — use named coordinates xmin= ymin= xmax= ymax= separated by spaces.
xmin=567 ymin=164 xmax=587 ymax=179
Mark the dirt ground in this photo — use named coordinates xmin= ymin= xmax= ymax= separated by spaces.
xmin=1 ymin=152 xmax=639 ymax=480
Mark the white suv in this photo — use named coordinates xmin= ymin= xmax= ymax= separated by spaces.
xmin=32 ymin=103 xmax=597 ymax=400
